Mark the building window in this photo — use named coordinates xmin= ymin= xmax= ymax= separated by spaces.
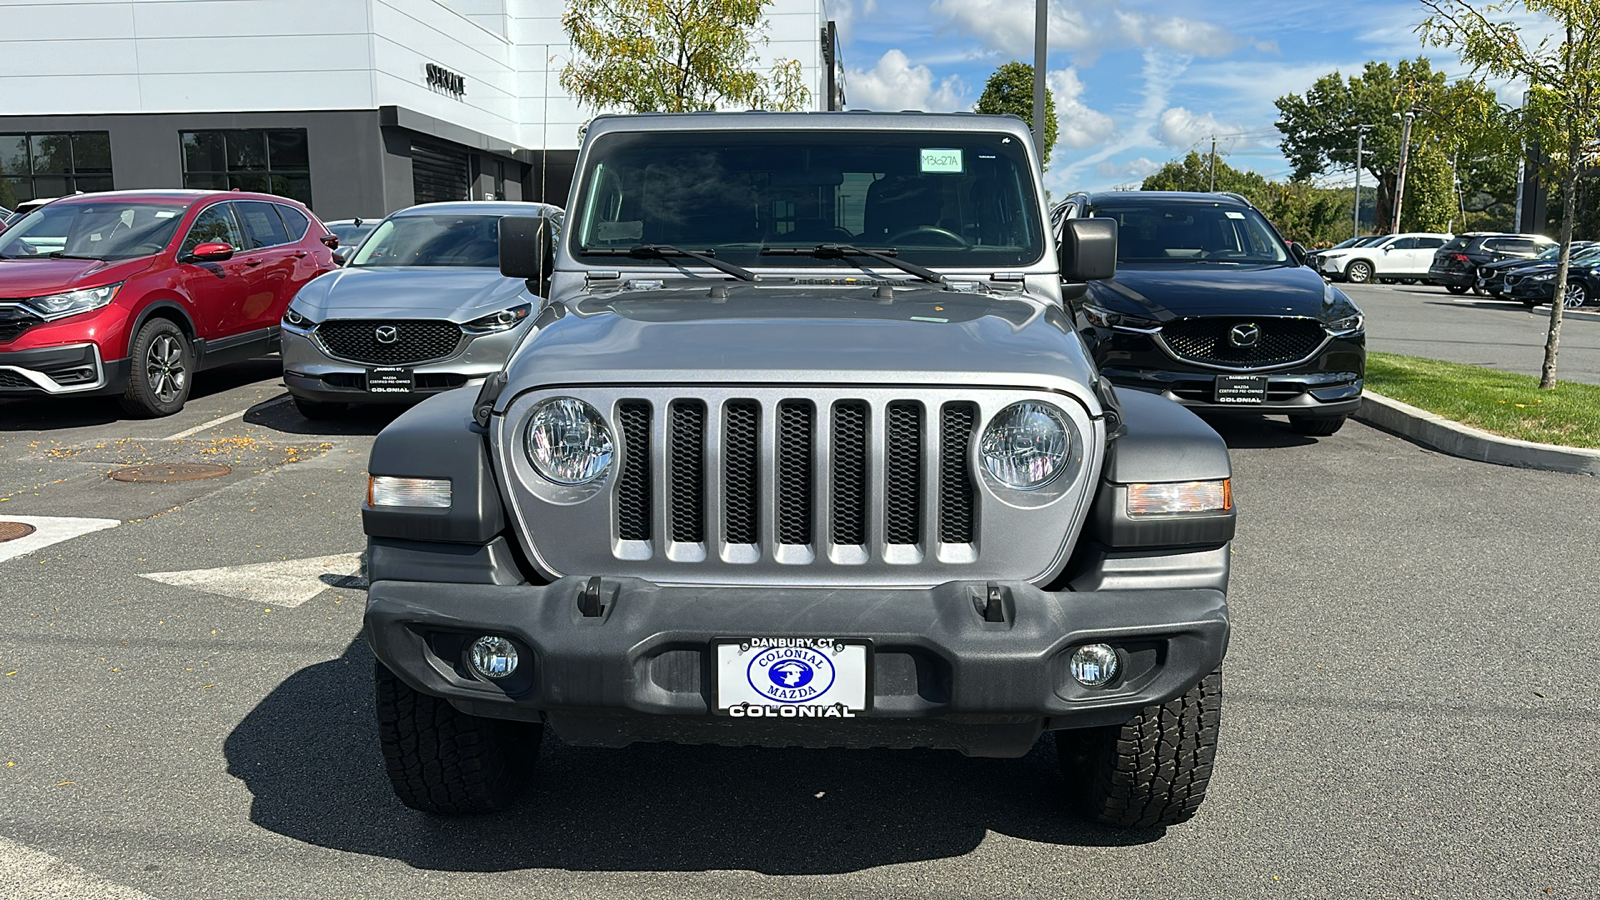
xmin=0 ymin=132 xmax=113 ymax=208
xmin=181 ymin=130 xmax=312 ymax=207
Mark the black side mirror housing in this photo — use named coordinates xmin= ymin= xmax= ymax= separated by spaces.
xmin=1059 ymin=218 xmax=1118 ymax=282
xmin=1289 ymin=242 xmax=1309 ymax=266
xmin=499 ymin=216 xmax=555 ymax=296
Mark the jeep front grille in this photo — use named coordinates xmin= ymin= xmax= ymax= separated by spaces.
xmin=1158 ymin=316 xmax=1327 ymax=370
xmin=315 ymin=319 xmax=463 ymax=365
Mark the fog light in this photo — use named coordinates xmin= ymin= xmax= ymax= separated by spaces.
xmin=1069 ymin=644 xmax=1120 ymax=687
xmin=468 ymin=636 xmax=519 ymax=680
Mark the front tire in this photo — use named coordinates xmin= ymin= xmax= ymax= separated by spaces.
xmin=1059 ymin=670 xmax=1222 ymax=829
xmin=1289 ymin=414 xmax=1348 ymax=436
xmin=374 ymin=662 xmax=542 ymax=814
xmin=1345 ymin=260 xmax=1373 ymax=284
xmin=120 ymin=318 xmax=193 ymax=417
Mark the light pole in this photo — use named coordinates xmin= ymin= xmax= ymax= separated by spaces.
xmin=1033 ymin=0 xmax=1047 ymax=162
xmin=1391 ymin=109 xmax=1417 ymax=234
xmin=1350 ymin=124 xmax=1373 ymax=239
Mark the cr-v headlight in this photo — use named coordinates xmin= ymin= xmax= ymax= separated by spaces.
xmin=525 ymin=398 xmax=614 ymax=485
xmin=23 ymin=283 xmax=121 ymax=319
xmin=980 ymin=401 xmax=1075 ymax=490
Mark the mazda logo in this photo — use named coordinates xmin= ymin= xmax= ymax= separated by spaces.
xmin=374 ymin=325 xmax=399 ymax=344
xmin=1228 ymin=323 xmax=1261 ymax=348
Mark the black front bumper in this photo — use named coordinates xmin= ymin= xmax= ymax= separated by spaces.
xmin=364 ymin=576 xmax=1229 ymax=758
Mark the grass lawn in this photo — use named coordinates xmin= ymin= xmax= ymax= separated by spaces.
xmin=1364 ymin=352 xmax=1600 ymax=449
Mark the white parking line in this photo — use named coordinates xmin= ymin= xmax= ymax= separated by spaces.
xmin=140 ymin=552 xmax=364 ymax=608
xmin=0 ymin=516 xmax=120 ymax=564
xmin=162 ymin=409 xmax=247 ymax=440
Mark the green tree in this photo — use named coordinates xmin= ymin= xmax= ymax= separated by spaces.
xmin=560 ymin=0 xmax=811 ymax=114
xmin=1420 ymin=0 xmax=1600 ymax=388
xmin=1401 ymin=142 xmax=1458 ymax=231
xmin=1142 ymin=152 xmax=1269 ymax=202
xmin=974 ymin=62 xmax=1058 ymax=168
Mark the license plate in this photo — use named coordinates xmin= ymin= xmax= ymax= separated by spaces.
xmin=1214 ymin=374 xmax=1269 ymax=404
xmin=367 ymin=366 xmax=413 ymax=393
xmin=715 ymin=638 xmax=870 ymax=716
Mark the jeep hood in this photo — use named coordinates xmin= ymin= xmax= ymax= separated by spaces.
xmin=287 ymin=266 xmax=533 ymax=322
xmin=1085 ymin=263 xmax=1335 ymax=319
xmin=498 ymin=284 xmax=1102 ymax=405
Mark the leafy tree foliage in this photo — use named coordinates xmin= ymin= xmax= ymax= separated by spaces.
xmin=1401 ymin=143 xmax=1458 ymax=232
xmin=560 ymin=0 xmax=810 ymax=114
xmin=974 ymin=63 xmax=1058 ymax=168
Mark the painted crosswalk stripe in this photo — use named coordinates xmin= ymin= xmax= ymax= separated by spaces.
xmin=0 ymin=516 xmax=121 ymax=564
xmin=140 ymin=553 xmax=364 ymax=608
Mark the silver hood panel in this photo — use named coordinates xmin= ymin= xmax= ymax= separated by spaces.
xmin=288 ymin=266 xmax=534 ymax=323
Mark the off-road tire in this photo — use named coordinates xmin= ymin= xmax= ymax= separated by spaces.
xmin=292 ymin=395 xmax=349 ymax=420
xmin=374 ymin=662 xmax=541 ymax=814
xmin=1445 ymin=284 xmax=1468 ymax=295
xmin=1288 ymin=414 xmax=1347 ymax=436
xmin=119 ymin=318 xmax=193 ymax=417
xmin=1345 ymin=260 xmax=1373 ymax=284
xmin=1058 ymin=670 xmax=1222 ymax=829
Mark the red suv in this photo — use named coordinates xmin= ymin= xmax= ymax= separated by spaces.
xmin=0 ymin=190 xmax=337 ymax=416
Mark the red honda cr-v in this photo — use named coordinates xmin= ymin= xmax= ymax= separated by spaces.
xmin=0 ymin=190 xmax=337 ymax=416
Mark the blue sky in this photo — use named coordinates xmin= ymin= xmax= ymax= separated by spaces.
xmin=830 ymin=0 xmax=1544 ymax=195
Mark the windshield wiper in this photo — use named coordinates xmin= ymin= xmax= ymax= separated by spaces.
xmin=761 ymin=244 xmax=944 ymax=284
xmin=47 ymin=252 xmax=105 ymax=261
xmin=582 ymin=244 xmax=757 ymax=281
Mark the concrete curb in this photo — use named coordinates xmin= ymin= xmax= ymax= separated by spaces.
xmin=1354 ymin=391 xmax=1600 ymax=477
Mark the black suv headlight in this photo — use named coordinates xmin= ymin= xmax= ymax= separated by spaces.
xmin=463 ymin=303 xmax=532 ymax=334
xmin=1326 ymin=313 xmax=1364 ymax=336
xmin=1082 ymin=303 xmax=1159 ymax=331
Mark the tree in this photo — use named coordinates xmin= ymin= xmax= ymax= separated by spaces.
xmin=974 ymin=63 xmax=1058 ymax=168
xmin=1400 ymin=142 xmax=1458 ymax=232
xmin=560 ymin=0 xmax=811 ymax=114
xmin=1420 ymin=0 xmax=1600 ymax=389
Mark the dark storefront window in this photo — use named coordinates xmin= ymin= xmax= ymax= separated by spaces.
xmin=181 ymin=130 xmax=312 ymax=207
xmin=0 ymin=132 xmax=114 ymax=208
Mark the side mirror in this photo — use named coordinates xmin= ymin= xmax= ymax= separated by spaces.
xmin=186 ymin=242 xmax=235 ymax=262
xmin=499 ymin=216 xmax=554 ymax=296
xmin=1058 ymin=218 xmax=1117 ymax=282
xmin=320 ymin=233 xmax=339 ymax=250
xmin=1289 ymin=242 xmax=1309 ymax=266
xmin=331 ymin=248 xmax=350 ymax=266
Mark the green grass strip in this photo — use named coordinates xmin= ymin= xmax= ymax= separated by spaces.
xmin=1365 ymin=352 xmax=1600 ymax=449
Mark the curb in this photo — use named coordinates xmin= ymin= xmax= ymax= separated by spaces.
xmin=1354 ymin=392 xmax=1600 ymax=477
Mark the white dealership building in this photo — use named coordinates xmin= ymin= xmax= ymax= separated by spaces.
xmin=0 ymin=0 xmax=844 ymax=218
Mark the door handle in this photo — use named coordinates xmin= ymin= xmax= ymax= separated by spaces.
xmin=293 ymin=251 xmax=308 ymax=258
xmin=242 ymin=257 xmax=264 ymax=266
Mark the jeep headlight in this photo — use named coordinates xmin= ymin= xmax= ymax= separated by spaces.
xmin=464 ymin=303 xmax=532 ymax=334
xmin=526 ymin=398 xmax=613 ymax=485
xmin=23 ymin=283 xmax=121 ymax=320
xmin=980 ymin=401 xmax=1075 ymax=490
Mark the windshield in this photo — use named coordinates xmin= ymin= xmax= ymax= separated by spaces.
xmin=570 ymin=130 xmax=1044 ymax=269
xmin=350 ymin=215 xmax=503 ymax=267
xmin=1086 ymin=200 xmax=1290 ymax=264
xmin=0 ymin=200 xmax=189 ymax=260
xmin=329 ymin=222 xmax=377 ymax=247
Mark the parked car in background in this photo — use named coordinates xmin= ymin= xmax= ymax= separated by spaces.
xmin=1053 ymin=190 xmax=1365 ymax=435
xmin=279 ymin=200 xmax=560 ymax=419
xmin=0 ymin=190 xmax=337 ymax=415
xmin=323 ymin=217 xmax=380 ymax=264
xmin=1305 ymin=234 xmax=1384 ymax=268
xmin=1478 ymin=241 xmax=1595 ymax=297
xmin=1504 ymin=243 xmax=1600 ymax=308
xmin=1429 ymin=232 xmax=1556 ymax=294
xmin=1316 ymin=232 xmax=1451 ymax=284
xmin=0 ymin=206 xmax=11 ymax=233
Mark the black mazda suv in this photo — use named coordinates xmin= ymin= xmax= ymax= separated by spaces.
xmin=1052 ymin=191 xmax=1365 ymax=435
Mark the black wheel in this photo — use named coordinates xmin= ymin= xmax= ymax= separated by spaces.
xmin=1445 ymin=284 xmax=1468 ymax=295
xmin=1345 ymin=260 xmax=1373 ymax=284
xmin=374 ymin=662 xmax=541 ymax=814
xmin=119 ymin=318 xmax=193 ymax=417
xmin=1288 ymin=414 xmax=1347 ymax=436
xmin=1058 ymin=670 xmax=1222 ymax=829
xmin=292 ymin=395 xmax=349 ymax=420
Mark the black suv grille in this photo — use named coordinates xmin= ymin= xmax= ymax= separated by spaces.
xmin=1160 ymin=317 xmax=1326 ymax=369
xmin=0 ymin=305 xmax=42 ymax=344
xmin=316 ymin=320 xmax=462 ymax=365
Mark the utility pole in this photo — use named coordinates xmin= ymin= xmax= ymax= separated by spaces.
xmin=1033 ymin=0 xmax=1047 ymax=163
xmin=1208 ymin=135 xmax=1217 ymax=192
xmin=1350 ymin=124 xmax=1373 ymax=239
xmin=1391 ymin=109 xmax=1417 ymax=234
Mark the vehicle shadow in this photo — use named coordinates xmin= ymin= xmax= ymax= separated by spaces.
xmin=0 ymin=357 xmax=286 ymax=432
xmin=224 ymin=639 xmax=1162 ymax=875
xmin=243 ymin=394 xmax=405 ymax=437
xmin=1194 ymin=412 xmax=1319 ymax=450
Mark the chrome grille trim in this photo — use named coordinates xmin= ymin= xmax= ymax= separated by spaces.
xmin=1153 ymin=315 xmax=1332 ymax=372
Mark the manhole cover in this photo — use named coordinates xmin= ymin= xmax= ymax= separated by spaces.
xmin=109 ymin=463 xmax=233 ymax=484
xmin=0 ymin=521 xmax=37 ymax=542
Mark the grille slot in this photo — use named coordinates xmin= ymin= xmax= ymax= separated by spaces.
xmin=0 ymin=306 xmax=42 ymax=344
xmin=669 ymin=400 xmax=706 ymax=543
xmin=831 ymin=401 xmax=869 ymax=546
xmin=1159 ymin=317 xmax=1326 ymax=369
xmin=616 ymin=401 xmax=652 ymax=541
xmin=776 ymin=401 xmax=814 ymax=545
xmin=316 ymin=319 xmax=462 ymax=365
xmin=723 ymin=400 xmax=760 ymax=545
xmin=884 ymin=402 xmax=922 ymax=544
xmin=939 ymin=403 xmax=976 ymax=543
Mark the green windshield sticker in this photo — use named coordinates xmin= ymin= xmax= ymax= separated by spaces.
xmin=920 ymin=148 xmax=963 ymax=174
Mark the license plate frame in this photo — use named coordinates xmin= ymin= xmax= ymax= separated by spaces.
xmin=713 ymin=638 xmax=872 ymax=716
xmin=1214 ymin=374 xmax=1269 ymax=404
xmin=366 ymin=366 xmax=414 ymax=394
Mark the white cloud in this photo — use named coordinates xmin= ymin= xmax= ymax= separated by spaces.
xmin=1095 ymin=157 xmax=1161 ymax=180
xmin=928 ymin=0 xmax=1237 ymax=62
xmin=845 ymin=49 xmax=969 ymax=112
xmin=828 ymin=0 xmax=878 ymax=43
xmin=1155 ymin=106 xmax=1236 ymax=148
xmin=1048 ymin=68 xmax=1117 ymax=149
xmin=1115 ymin=10 xmax=1239 ymax=57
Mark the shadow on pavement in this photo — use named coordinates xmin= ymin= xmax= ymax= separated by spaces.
xmin=225 ymin=639 xmax=1161 ymax=875
xmin=243 ymin=394 xmax=404 ymax=437
xmin=1195 ymin=412 xmax=1319 ymax=450
xmin=0 ymin=357 xmax=285 ymax=432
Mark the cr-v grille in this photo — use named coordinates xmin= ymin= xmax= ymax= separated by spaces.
xmin=316 ymin=320 xmax=462 ymax=365
xmin=1158 ymin=317 xmax=1326 ymax=369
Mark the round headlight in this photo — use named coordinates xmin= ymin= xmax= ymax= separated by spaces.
xmin=525 ymin=398 xmax=614 ymax=485
xmin=980 ymin=401 xmax=1074 ymax=490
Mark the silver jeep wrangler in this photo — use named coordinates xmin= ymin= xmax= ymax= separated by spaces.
xmin=361 ymin=112 xmax=1233 ymax=829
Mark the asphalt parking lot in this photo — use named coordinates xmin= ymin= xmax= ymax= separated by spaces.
xmin=1 ymin=298 xmax=1596 ymax=898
